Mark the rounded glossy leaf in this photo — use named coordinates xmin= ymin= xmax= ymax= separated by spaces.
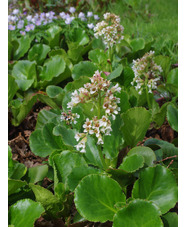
xmin=39 ymin=55 xmax=66 ymax=82
xmin=69 ymin=28 xmax=89 ymax=46
xmin=107 ymin=65 xmax=123 ymax=81
xmin=113 ymin=199 xmax=163 ymax=227
xmin=29 ymin=129 xmax=53 ymax=157
xmin=28 ymin=165 xmax=48 ymax=183
xmin=8 ymin=75 xmax=18 ymax=104
xmin=74 ymin=174 xmax=126 ymax=222
xmin=162 ymin=212 xmax=178 ymax=227
xmin=132 ymin=165 xmax=178 ymax=214
xmin=67 ymin=166 xmax=102 ymax=191
xmin=167 ymin=68 xmax=178 ymax=85
xmin=167 ymin=104 xmax=178 ymax=132
xmin=28 ymin=44 xmax=51 ymax=64
xmin=12 ymin=60 xmax=37 ymax=91
xmin=53 ymin=150 xmax=87 ymax=185
xmin=121 ymin=107 xmax=151 ymax=147
xmin=130 ymin=38 xmax=145 ymax=52
xmin=8 ymin=179 xmax=27 ymax=196
xmin=9 ymin=199 xmax=44 ymax=227
xmin=72 ymin=61 xmax=97 ymax=80
xmin=127 ymin=146 xmax=156 ymax=166
xmin=88 ymin=49 xmax=107 ymax=65
xmin=119 ymin=154 xmax=144 ymax=173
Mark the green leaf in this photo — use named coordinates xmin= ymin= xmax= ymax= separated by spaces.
xmin=38 ymin=55 xmax=66 ymax=87
xmin=132 ymin=165 xmax=178 ymax=214
xmin=127 ymin=146 xmax=156 ymax=167
xmin=12 ymin=60 xmax=37 ymax=91
xmin=72 ymin=61 xmax=97 ymax=80
xmin=10 ymin=94 xmax=38 ymax=126
xmin=162 ymin=212 xmax=178 ymax=227
xmin=167 ymin=68 xmax=178 ymax=86
xmin=154 ymin=55 xmax=171 ymax=79
xmin=107 ymin=65 xmax=123 ymax=81
xmin=68 ymin=28 xmax=89 ymax=46
xmin=46 ymin=85 xmax=64 ymax=106
xmin=8 ymin=146 xmax=27 ymax=180
xmin=130 ymin=38 xmax=145 ymax=52
xmin=88 ymin=49 xmax=108 ymax=65
xmin=53 ymin=125 xmax=77 ymax=147
xmin=123 ymin=66 xmax=134 ymax=88
xmin=53 ymin=150 xmax=87 ymax=185
xmin=67 ymin=166 xmax=102 ymax=191
xmin=113 ymin=199 xmax=163 ymax=227
xmin=29 ymin=184 xmax=62 ymax=218
xmin=35 ymin=109 xmax=60 ymax=130
xmin=29 ymin=129 xmax=53 ymax=157
xmin=37 ymin=93 xmax=59 ymax=109
xmin=117 ymin=90 xmax=130 ymax=113
xmin=43 ymin=123 xmax=65 ymax=149
xmin=28 ymin=44 xmax=51 ymax=64
xmin=44 ymin=25 xmax=62 ymax=48
xmin=119 ymin=154 xmax=144 ymax=173
xmin=28 ymin=165 xmax=48 ymax=183
xmin=103 ymin=116 xmax=123 ymax=159
xmin=8 ymin=75 xmax=18 ymax=105
xmin=9 ymin=199 xmax=44 ymax=227
xmin=153 ymin=102 xmax=169 ymax=127
xmin=121 ymin=107 xmax=151 ymax=147
xmin=167 ymin=104 xmax=178 ymax=131
xmin=13 ymin=35 xmax=32 ymax=60
xmin=85 ymin=136 xmax=103 ymax=168
xmin=8 ymin=179 xmax=27 ymax=196
xmin=74 ymin=174 xmax=126 ymax=222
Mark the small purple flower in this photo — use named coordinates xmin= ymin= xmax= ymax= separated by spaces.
xmin=10 ymin=16 xmax=18 ymax=22
xmin=35 ymin=20 xmax=41 ymax=26
xmin=29 ymin=24 xmax=35 ymax=30
xmin=65 ymin=17 xmax=74 ymax=25
xmin=69 ymin=7 xmax=76 ymax=14
xmin=12 ymin=9 xmax=19 ymax=15
xmin=94 ymin=15 xmax=100 ymax=20
xmin=87 ymin=12 xmax=93 ymax=17
xmin=78 ymin=12 xmax=85 ymax=19
xmin=43 ymin=20 xmax=48 ymax=25
xmin=17 ymin=20 xmax=24 ymax=29
xmin=20 ymin=30 xmax=26 ymax=35
xmin=8 ymin=24 xmax=16 ymax=31
xmin=87 ymin=23 xmax=94 ymax=29
xmin=40 ymin=13 xmax=45 ymax=18
xmin=25 ymin=25 xmax=31 ymax=32
xmin=59 ymin=12 xmax=66 ymax=19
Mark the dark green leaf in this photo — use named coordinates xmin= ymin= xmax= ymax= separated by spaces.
xmin=28 ymin=44 xmax=51 ymax=64
xmin=162 ymin=212 xmax=178 ymax=227
xmin=12 ymin=60 xmax=37 ymax=91
xmin=107 ymin=65 xmax=123 ymax=81
xmin=74 ymin=174 xmax=126 ymax=222
xmin=119 ymin=154 xmax=144 ymax=173
xmin=8 ymin=75 xmax=18 ymax=105
xmin=28 ymin=165 xmax=48 ymax=183
xmin=121 ymin=107 xmax=151 ymax=147
xmin=9 ymin=199 xmax=44 ymax=227
xmin=167 ymin=104 xmax=178 ymax=131
xmin=72 ymin=61 xmax=97 ymax=80
xmin=113 ymin=199 xmax=163 ymax=227
xmin=127 ymin=146 xmax=156 ymax=167
xmin=132 ymin=165 xmax=178 ymax=214
xmin=8 ymin=179 xmax=27 ymax=196
xmin=130 ymin=38 xmax=145 ymax=52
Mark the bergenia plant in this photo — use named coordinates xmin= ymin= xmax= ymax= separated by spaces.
xmin=131 ymin=50 xmax=163 ymax=108
xmin=62 ymin=70 xmax=121 ymax=155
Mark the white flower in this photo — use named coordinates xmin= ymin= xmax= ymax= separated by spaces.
xmin=65 ymin=17 xmax=74 ymax=25
xmin=59 ymin=12 xmax=66 ymax=19
xmin=69 ymin=7 xmax=76 ymax=14
xmin=87 ymin=23 xmax=94 ymax=29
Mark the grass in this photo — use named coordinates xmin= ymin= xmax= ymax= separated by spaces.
xmin=107 ymin=0 xmax=178 ymax=63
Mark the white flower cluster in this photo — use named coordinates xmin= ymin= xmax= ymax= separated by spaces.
xmin=60 ymin=111 xmax=80 ymax=125
xmin=67 ymin=70 xmax=121 ymax=120
xmin=131 ymin=51 xmax=163 ymax=94
xmin=94 ymin=12 xmax=124 ymax=48
xmin=75 ymin=115 xmax=112 ymax=153
xmin=66 ymin=70 xmax=121 ymax=153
